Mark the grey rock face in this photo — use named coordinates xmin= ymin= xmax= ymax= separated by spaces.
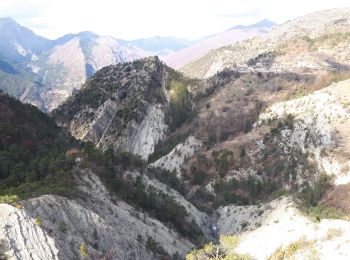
xmin=0 ymin=169 xmax=197 ymax=260
xmin=53 ymin=57 xmax=174 ymax=160
xmin=150 ymin=136 xmax=202 ymax=175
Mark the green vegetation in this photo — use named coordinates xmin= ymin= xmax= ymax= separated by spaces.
xmin=190 ymin=166 xmax=207 ymax=185
xmin=287 ymin=71 xmax=350 ymax=100
xmin=52 ymin=57 xmax=168 ymax=125
xmin=59 ymin=222 xmax=68 ymax=233
xmin=247 ymin=52 xmax=276 ymax=66
xmin=83 ymin=144 xmax=205 ymax=245
xmin=166 ymin=79 xmax=193 ymax=131
xmin=148 ymin=167 xmax=185 ymax=194
xmin=193 ymin=69 xmax=241 ymax=102
xmin=297 ymin=174 xmax=346 ymax=221
xmin=79 ymin=242 xmax=89 ymax=258
xmin=268 ymin=237 xmax=315 ymax=260
xmin=186 ymin=235 xmax=251 ymax=260
xmin=212 ymin=172 xmax=290 ymax=207
xmin=145 ymin=236 xmax=168 ymax=257
xmin=0 ymin=53 xmax=40 ymax=99
xmin=34 ymin=217 xmax=43 ymax=226
xmin=0 ymin=92 xmax=77 ymax=201
xmin=148 ymin=133 xmax=188 ymax=163
xmin=0 ymin=195 xmax=19 ymax=204
xmin=212 ymin=150 xmax=233 ymax=178
xmin=276 ymin=33 xmax=350 ymax=57
xmin=304 ymin=32 xmax=350 ymax=47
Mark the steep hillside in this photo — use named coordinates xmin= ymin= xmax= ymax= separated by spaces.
xmin=0 ymin=89 xmax=210 ymax=260
xmin=181 ymin=8 xmax=350 ymax=78
xmin=0 ymin=52 xmax=41 ymax=98
xmin=49 ymin=40 xmax=350 ymax=258
xmin=0 ymin=17 xmax=52 ymax=64
xmin=164 ymin=19 xmax=275 ymax=69
xmin=22 ymin=32 xmax=147 ymax=111
xmin=4 ymin=8 xmax=350 ymax=260
xmin=185 ymin=78 xmax=350 ymax=259
xmin=53 ymin=56 xmax=197 ymax=160
xmin=0 ymin=91 xmax=75 ymax=200
xmin=0 ymin=18 xmax=147 ymax=111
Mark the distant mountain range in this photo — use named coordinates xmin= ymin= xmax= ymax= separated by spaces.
xmin=181 ymin=8 xmax=350 ymax=78
xmin=0 ymin=17 xmax=276 ymax=111
xmin=123 ymin=36 xmax=192 ymax=57
xmin=0 ymin=18 xmax=150 ymax=111
xmin=229 ymin=18 xmax=277 ymax=30
xmin=164 ymin=19 xmax=276 ymax=69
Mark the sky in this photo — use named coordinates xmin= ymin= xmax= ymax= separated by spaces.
xmin=0 ymin=0 xmax=349 ymax=40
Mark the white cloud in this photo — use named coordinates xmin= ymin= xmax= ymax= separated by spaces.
xmin=0 ymin=0 xmax=349 ymax=40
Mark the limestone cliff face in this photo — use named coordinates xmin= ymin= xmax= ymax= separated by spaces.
xmin=0 ymin=168 xmax=204 ymax=259
xmin=53 ymin=57 xmax=191 ymax=160
xmin=150 ymin=136 xmax=202 ymax=175
xmin=125 ymin=105 xmax=168 ymax=160
xmin=257 ymin=79 xmax=350 ymax=186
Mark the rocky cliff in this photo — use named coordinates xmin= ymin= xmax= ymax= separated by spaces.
xmin=53 ymin=56 xmax=198 ymax=160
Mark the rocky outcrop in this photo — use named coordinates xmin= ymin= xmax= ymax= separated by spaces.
xmin=150 ymin=136 xmax=202 ymax=174
xmin=126 ymin=105 xmax=168 ymax=159
xmin=257 ymin=79 xmax=350 ymax=185
xmin=0 ymin=204 xmax=59 ymax=260
xmin=217 ymin=197 xmax=350 ymax=259
xmin=83 ymin=99 xmax=119 ymax=144
xmin=53 ymin=57 xmax=196 ymax=160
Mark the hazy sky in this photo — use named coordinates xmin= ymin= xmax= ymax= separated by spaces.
xmin=0 ymin=0 xmax=349 ymax=40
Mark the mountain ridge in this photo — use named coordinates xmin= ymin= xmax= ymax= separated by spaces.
xmin=229 ymin=18 xmax=277 ymax=30
xmin=181 ymin=8 xmax=350 ymax=78
xmin=164 ymin=19 xmax=276 ymax=69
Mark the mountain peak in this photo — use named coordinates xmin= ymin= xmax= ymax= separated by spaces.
xmin=250 ymin=18 xmax=277 ymax=28
xmin=230 ymin=19 xmax=277 ymax=30
xmin=0 ymin=17 xmax=17 ymax=23
xmin=76 ymin=31 xmax=99 ymax=38
xmin=0 ymin=17 xmax=21 ymax=28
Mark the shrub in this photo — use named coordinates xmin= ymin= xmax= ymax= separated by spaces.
xmin=268 ymin=237 xmax=314 ymax=260
xmin=79 ymin=242 xmax=89 ymax=258
xmin=34 ymin=217 xmax=42 ymax=226
xmin=0 ymin=195 xmax=19 ymax=204
xmin=59 ymin=222 xmax=67 ymax=233
xmin=212 ymin=150 xmax=233 ymax=178
xmin=148 ymin=167 xmax=185 ymax=194
xmin=146 ymin=237 xmax=168 ymax=256
xmin=325 ymin=228 xmax=343 ymax=240
xmin=186 ymin=235 xmax=251 ymax=260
